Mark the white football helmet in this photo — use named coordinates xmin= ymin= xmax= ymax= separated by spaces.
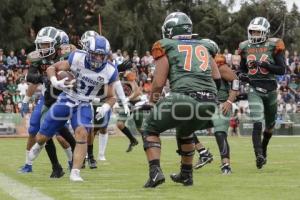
xmin=247 ymin=17 xmax=270 ymax=44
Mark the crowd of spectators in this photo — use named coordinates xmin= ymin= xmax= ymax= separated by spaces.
xmin=1 ymin=45 xmax=300 ymax=122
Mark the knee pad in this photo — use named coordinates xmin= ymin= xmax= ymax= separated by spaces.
xmin=142 ymin=136 xmax=161 ymax=151
xmin=176 ymin=136 xmax=195 ymax=157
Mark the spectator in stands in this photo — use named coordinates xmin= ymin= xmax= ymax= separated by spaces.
xmin=14 ymin=68 xmax=24 ymax=83
xmin=7 ymin=79 xmax=17 ymax=96
xmin=114 ymin=49 xmax=124 ymax=66
xmin=12 ymin=90 xmax=22 ymax=113
xmin=224 ymin=48 xmax=232 ymax=67
xmin=17 ymin=78 xmax=28 ymax=98
xmin=0 ymin=70 xmax=7 ymax=92
xmin=123 ymin=50 xmax=130 ymax=61
xmin=0 ymin=49 xmax=6 ymax=69
xmin=141 ymin=51 xmax=154 ymax=67
xmin=132 ymin=50 xmax=140 ymax=66
xmin=18 ymin=48 xmax=27 ymax=68
xmin=4 ymin=98 xmax=14 ymax=113
xmin=228 ymin=109 xmax=240 ymax=136
xmin=6 ymin=50 xmax=18 ymax=69
xmin=143 ymin=77 xmax=152 ymax=94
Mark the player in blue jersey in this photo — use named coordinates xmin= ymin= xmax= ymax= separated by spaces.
xmin=26 ymin=35 xmax=118 ymax=181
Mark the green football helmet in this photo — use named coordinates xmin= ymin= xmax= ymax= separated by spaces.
xmin=35 ymin=26 xmax=61 ymax=58
xmin=162 ymin=12 xmax=192 ymax=39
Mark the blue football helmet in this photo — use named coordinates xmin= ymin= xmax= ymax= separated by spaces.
xmin=85 ymin=35 xmax=110 ymax=69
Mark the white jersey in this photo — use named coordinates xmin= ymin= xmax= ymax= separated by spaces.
xmin=63 ymin=50 xmax=118 ymax=102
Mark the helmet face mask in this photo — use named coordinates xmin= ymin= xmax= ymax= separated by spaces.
xmin=247 ymin=17 xmax=270 ymax=44
xmin=162 ymin=12 xmax=193 ymax=39
xmin=35 ymin=26 xmax=59 ymax=58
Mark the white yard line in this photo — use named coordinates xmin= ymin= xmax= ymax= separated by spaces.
xmin=0 ymin=173 xmax=54 ymax=200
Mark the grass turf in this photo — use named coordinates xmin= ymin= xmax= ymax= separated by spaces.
xmin=0 ymin=136 xmax=300 ymax=200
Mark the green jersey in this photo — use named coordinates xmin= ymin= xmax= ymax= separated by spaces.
xmin=152 ymin=38 xmax=217 ymax=95
xmin=238 ymin=37 xmax=285 ymax=81
xmin=217 ymin=79 xmax=229 ymax=102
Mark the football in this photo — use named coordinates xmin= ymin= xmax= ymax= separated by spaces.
xmin=56 ymin=71 xmax=75 ymax=84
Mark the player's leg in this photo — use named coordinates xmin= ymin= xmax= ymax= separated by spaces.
xmin=19 ymin=95 xmax=44 ymax=173
xmin=262 ymin=90 xmax=277 ymax=160
xmin=213 ymin=107 xmax=232 ymax=174
xmin=40 ymin=106 xmax=65 ymax=178
xmin=170 ymin=100 xmax=215 ymax=186
xmin=96 ymin=110 xmax=111 ymax=161
xmin=248 ymin=89 xmax=266 ymax=169
xmin=170 ymin=135 xmax=194 ymax=186
xmin=27 ymin=100 xmax=71 ymax=172
xmin=116 ymin=119 xmax=138 ymax=152
xmin=193 ymin=133 xmax=213 ymax=169
xmin=69 ymin=103 xmax=93 ymax=181
xmin=86 ymin=129 xmax=97 ymax=168
xmin=56 ymin=134 xmax=73 ymax=170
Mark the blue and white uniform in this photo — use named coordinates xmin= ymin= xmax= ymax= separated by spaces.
xmin=39 ymin=50 xmax=118 ymax=137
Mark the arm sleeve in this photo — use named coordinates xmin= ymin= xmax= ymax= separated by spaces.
xmin=261 ymin=52 xmax=286 ymax=75
xmin=108 ymin=67 xmax=119 ymax=84
xmin=239 ymin=57 xmax=248 ymax=73
xmin=114 ymin=80 xmax=127 ymax=104
xmin=26 ymin=66 xmax=43 ymax=84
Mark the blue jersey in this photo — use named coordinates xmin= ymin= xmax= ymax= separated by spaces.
xmin=64 ymin=50 xmax=118 ymax=102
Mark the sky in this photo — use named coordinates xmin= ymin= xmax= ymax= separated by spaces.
xmin=220 ymin=0 xmax=300 ymax=12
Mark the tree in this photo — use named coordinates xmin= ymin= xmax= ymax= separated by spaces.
xmin=0 ymin=0 xmax=54 ymax=52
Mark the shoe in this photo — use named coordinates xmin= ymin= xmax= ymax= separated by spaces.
xmin=19 ymin=164 xmax=32 ymax=173
xmin=98 ymin=154 xmax=106 ymax=161
xmin=70 ymin=169 xmax=83 ymax=182
xmin=194 ymin=149 xmax=213 ymax=169
xmin=50 ymin=165 xmax=65 ymax=178
xmin=68 ymin=161 xmax=73 ymax=171
xmin=220 ymin=163 xmax=232 ymax=175
xmin=144 ymin=166 xmax=165 ymax=188
xmin=88 ymin=157 xmax=97 ymax=169
xmin=256 ymin=154 xmax=267 ymax=169
xmin=126 ymin=140 xmax=139 ymax=152
xmin=170 ymin=171 xmax=193 ymax=186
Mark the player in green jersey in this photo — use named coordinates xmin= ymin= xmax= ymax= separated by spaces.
xmin=193 ymin=53 xmax=239 ymax=175
xmin=141 ymin=12 xmax=221 ymax=188
xmin=238 ymin=17 xmax=286 ymax=169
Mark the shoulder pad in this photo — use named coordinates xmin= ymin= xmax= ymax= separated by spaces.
xmin=268 ymin=38 xmax=285 ymax=54
xmin=199 ymin=38 xmax=219 ymax=57
xmin=27 ymin=51 xmax=41 ymax=64
xmin=151 ymin=40 xmax=166 ymax=60
xmin=238 ymin=40 xmax=249 ymax=55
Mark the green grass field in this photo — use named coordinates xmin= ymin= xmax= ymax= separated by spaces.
xmin=0 ymin=136 xmax=300 ymax=200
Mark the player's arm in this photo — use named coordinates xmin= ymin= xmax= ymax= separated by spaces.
xmin=47 ymin=60 xmax=72 ymax=89
xmin=149 ymin=55 xmax=169 ymax=103
xmin=128 ymin=81 xmax=142 ymax=100
xmin=211 ymin=57 xmax=221 ymax=90
xmin=26 ymin=65 xmax=43 ymax=84
xmin=260 ymin=53 xmax=286 ymax=75
xmin=219 ymin=64 xmax=239 ymax=114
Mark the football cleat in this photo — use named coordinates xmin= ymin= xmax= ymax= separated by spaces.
xmin=220 ymin=163 xmax=232 ymax=175
xmin=256 ymin=155 xmax=267 ymax=169
xmin=19 ymin=164 xmax=32 ymax=173
xmin=170 ymin=172 xmax=193 ymax=186
xmin=88 ymin=157 xmax=97 ymax=169
xmin=126 ymin=140 xmax=139 ymax=152
xmin=144 ymin=166 xmax=165 ymax=188
xmin=70 ymin=169 xmax=83 ymax=182
xmin=194 ymin=149 xmax=213 ymax=169
xmin=50 ymin=165 xmax=65 ymax=178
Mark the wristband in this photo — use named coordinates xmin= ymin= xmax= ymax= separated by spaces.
xmin=23 ymin=95 xmax=31 ymax=103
